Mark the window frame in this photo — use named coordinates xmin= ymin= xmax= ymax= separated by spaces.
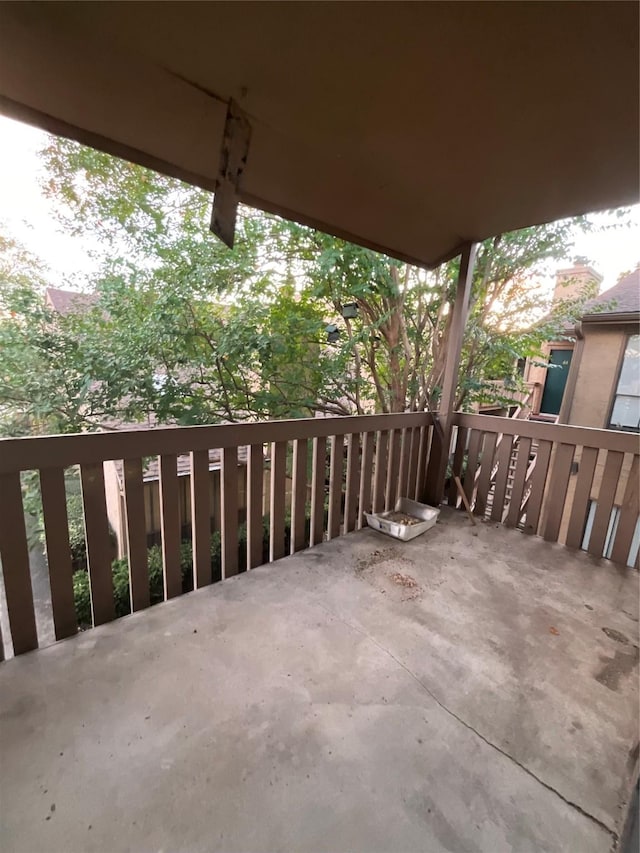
xmin=607 ymin=333 xmax=640 ymax=433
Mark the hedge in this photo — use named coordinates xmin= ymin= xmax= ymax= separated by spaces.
xmin=72 ymin=522 xmax=280 ymax=628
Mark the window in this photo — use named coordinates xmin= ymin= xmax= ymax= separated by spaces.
xmin=609 ymin=334 xmax=640 ymax=432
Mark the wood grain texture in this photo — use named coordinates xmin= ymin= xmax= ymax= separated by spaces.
xmin=372 ymin=430 xmax=389 ymax=513
xmin=81 ymin=462 xmax=116 ymax=624
xmin=190 ymin=450 xmax=212 ymax=589
xmin=291 ymin=439 xmax=308 ymax=553
xmin=406 ymin=427 xmax=420 ymax=500
xmin=39 ymin=467 xmax=77 ymax=639
xmin=490 ymin=434 xmax=514 ymax=523
xmin=506 ymin=437 xmax=532 ymax=528
xmin=222 ymin=447 xmax=239 ymax=577
xmin=589 ymin=450 xmax=624 ymax=558
xmin=358 ymin=431 xmax=374 ymax=528
xmin=542 ymin=443 xmax=576 ymax=543
xmin=158 ymin=455 xmax=182 ymax=599
xmin=310 ymin=437 xmax=326 ymax=547
xmin=0 ymin=471 xmax=37 ymax=654
xmin=522 ymin=440 xmax=552 ymax=536
xmin=454 ymin=413 xmax=638 ymax=454
xmin=610 ymin=455 xmax=639 ymax=566
xmin=447 ymin=426 xmax=466 ymax=507
xmin=328 ymin=435 xmax=344 ymax=540
xmin=565 ymin=447 xmax=598 ymax=550
xmin=344 ymin=434 xmax=360 ymax=533
xmin=415 ymin=425 xmax=431 ymax=503
xmin=397 ymin=428 xmax=410 ymax=500
xmin=247 ymin=444 xmax=264 ymax=568
xmin=0 ymin=412 xmax=432 ymax=474
xmin=385 ymin=429 xmax=401 ymax=510
xmin=463 ymin=430 xmax=482 ymax=509
xmin=123 ymin=458 xmax=151 ymax=609
xmin=475 ymin=432 xmax=498 ymax=517
xmin=269 ymin=441 xmax=287 ymax=560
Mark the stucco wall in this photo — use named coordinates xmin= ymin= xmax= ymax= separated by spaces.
xmin=567 ymin=326 xmax=626 ymax=428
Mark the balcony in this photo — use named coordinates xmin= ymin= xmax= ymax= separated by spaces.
xmin=0 ymin=412 xmax=638 ymax=852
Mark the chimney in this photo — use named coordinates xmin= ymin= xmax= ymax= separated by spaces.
xmin=552 ymin=260 xmax=602 ymax=304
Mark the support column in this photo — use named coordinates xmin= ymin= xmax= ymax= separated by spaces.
xmin=424 ymin=242 xmax=478 ymax=505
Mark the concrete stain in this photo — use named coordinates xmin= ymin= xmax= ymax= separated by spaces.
xmin=595 ymin=646 xmax=639 ymax=691
xmin=602 ymin=627 xmax=630 ymax=645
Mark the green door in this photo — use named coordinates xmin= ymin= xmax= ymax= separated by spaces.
xmin=540 ymin=349 xmax=573 ymax=415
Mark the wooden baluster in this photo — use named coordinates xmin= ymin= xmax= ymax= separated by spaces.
xmin=448 ymin=426 xmax=467 ymax=507
xmin=385 ymin=429 xmax=401 ymax=510
xmin=190 ymin=450 xmax=211 ymax=588
xmin=522 ymin=440 xmax=552 ymax=536
xmin=39 ymin=467 xmax=77 ymax=639
xmin=0 ymin=471 xmax=38 ymax=654
xmin=416 ymin=425 xmax=431 ymax=502
xmin=122 ymin=458 xmax=151 ymax=609
xmin=506 ymin=437 xmax=532 ymax=528
xmin=589 ymin=450 xmax=624 ymax=558
xmin=490 ymin=434 xmax=514 ymax=522
xmin=269 ymin=441 xmax=287 ymax=560
xmin=397 ymin=428 xmax=410 ymax=499
xmin=158 ymin=454 xmax=182 ymax=599
xmin=406 ymin=427 xmax=420 ymax=500
xmin=247 ymin=444 xmax=264 ymax=568
xmin=80 ymin=462 xmax=116 ymax=624
xmin=358 ymin=431 xmax=374 ymax=528
xmin=327 ymin=435 xmax=344 ymax=540
xmin=610 ymin=455 xmax=639 ymax=566
xmin=565 ymin=447 xmax=598 ymax=550
xmin=291 ymin=439 xmax=308 ymax=553
xmin=475 ymin=432 xmax=498 ymax=517
xmin=310 ymin=437 xmax=327 ymax=547
xmin=372 ymin=430 xmax=389 ymax=512
xmin=344 ymin=434 xmax=360 ymax=533
xmin=542 ymin=443 xmax=576 ymax=542
xmin=222 ymin=447 xmax=239 ymax=577
xmin=463 ymin=430 xmax=482 ymax=508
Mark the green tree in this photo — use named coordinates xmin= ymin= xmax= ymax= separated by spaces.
xmin=0 ymin=232 xmax=113 ymax=435
xmin=0 ymin=136 xmax=604 ymax=436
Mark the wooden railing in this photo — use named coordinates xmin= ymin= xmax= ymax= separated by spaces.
xmin=0 ymin=412 xmax=434 ymax=658
xmin=448 ymin=413 xmax=639 ymax=567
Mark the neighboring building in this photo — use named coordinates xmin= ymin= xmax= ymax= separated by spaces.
xmin=45 ymin=286 xmax=98 ymax=316
xmin=536 ymin=266 xmax=640 ymax=565
xmin=559 ymin=267 xmax=639 ymax=431
xmin=524 ymin=263 xmax=603 ymax=420
xmin=103 ymin=435 xmax=251 ymax=558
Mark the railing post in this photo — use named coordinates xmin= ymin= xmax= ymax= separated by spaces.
xmin=424 ymin=242 xmax=477 ymax=506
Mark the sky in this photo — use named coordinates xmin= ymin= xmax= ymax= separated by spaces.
xmin=0 ymin=114 xmax=639 ymax=294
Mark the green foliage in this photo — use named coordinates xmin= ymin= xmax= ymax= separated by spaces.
xmin=71 ymin=523 xmax=275 ymax=629
xmin=1 ymin=135 xmax=617 ymax=439
xmin=72 ymin=570 xmax=91 ymax=628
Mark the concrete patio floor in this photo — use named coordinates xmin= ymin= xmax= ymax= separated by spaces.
xmin=1 ymin=509 xmax=638 ymax=853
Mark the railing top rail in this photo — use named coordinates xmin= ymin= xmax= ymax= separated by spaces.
xmin=454 ymin=412 xmax=639 ymax=454
xmin=0 ymin=411 xmax=433 ymax=473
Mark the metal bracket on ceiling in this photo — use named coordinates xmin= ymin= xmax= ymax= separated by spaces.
xmin=210 ymin=99 xmax=252 ymax=249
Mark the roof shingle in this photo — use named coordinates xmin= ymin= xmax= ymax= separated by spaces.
xmin=582 ymin=268 xmax=640 ymax=318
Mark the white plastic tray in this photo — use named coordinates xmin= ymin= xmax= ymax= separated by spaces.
xmin=364 ymin=497 xmax=440 ymax=541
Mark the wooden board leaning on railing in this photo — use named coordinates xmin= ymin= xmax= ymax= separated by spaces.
xmin=0 ymin=412 xmax=434 ymax=658
xmin=449 ymin=413 xmax=640 ymax=569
